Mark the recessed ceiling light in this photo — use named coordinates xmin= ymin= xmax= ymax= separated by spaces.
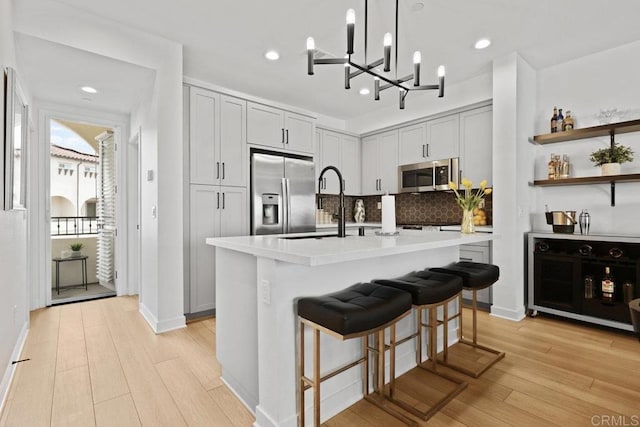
xmin=81 ymin=86 xmax=98 ymax=94
xmin=474 ymin=38 xmax=491 ymax=50
xmin=265 ymin=50 xmax=280 ymax=61
xmin=411 ymin=2 xmax=424 ymax=12
xmin=359 ymin=88 xmax=370 ymax=95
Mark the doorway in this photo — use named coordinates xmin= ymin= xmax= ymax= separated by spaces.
xmin=49 ymin=118 xmax=116 ymax=303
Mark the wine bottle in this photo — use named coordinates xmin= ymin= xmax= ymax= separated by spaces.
xmin=550 ymin=107 xmax=558 ymax=133
xmin=557 ymin=108 xmax=565 ymax=133
xmin=602 ymin=266 xmax=615 ymax=303
xmin=560 ymin=154 xmax=570 ymax=178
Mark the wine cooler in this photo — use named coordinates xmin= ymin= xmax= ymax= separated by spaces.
xmin=529 ymin=234 xmax=640 ymax=331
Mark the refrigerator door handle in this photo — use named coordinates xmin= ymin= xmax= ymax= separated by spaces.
xmin=286 ymin=178 xmax=292 ymax=233
xmin=281 ymin=178 xmax=289 ymax=233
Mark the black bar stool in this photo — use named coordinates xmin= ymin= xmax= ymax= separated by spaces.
xmin=429 ymin=261 xmax=504 ymax=377
xmin=373 ymin=271 xmax=468 ymax=421
xmin=296 ymin=282 xmax=415 ymax=427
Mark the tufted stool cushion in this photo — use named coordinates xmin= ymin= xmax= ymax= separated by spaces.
xmin=297 ymin=282 xmax=412 ymax=336
xmin=373 ymin=271 xmax=463 ymax=306
xmin=429 ymin=262 xmax=499 ymax=290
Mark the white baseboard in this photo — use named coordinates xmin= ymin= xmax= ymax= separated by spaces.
xmin=491 ymin=305 xmax=526 ymax=322
xmin=0 ymin=321 xmax=29 ymax=415
xmin=139 ymin=302 xmax=185 ymax=333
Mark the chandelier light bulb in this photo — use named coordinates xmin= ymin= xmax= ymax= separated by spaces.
xmin=413 ymin=51 xmax=421 ymax=64
xmin=383 ymin=33 xmax=392 ymax=47
xmin=306 ymin=37 xmax=315 ymax=51
xmin=346 ymin=9 xmax=356 ymax=24
xmin=438 ymin=65 xmax=446 ymax=77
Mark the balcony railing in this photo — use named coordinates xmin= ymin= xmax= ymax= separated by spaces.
xmin=51 ymin=216 xmax=99 ymax=236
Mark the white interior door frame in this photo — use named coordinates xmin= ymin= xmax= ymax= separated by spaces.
xmin=127 ymin=128 xmax=141 ymax=296
xmin=31 ymin=101 xmax=128 ymax=309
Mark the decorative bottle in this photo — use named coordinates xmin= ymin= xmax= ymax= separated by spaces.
xmin=548 ymin=154 xmax=557 ymax=180
xmin=601 ymin=267 xmax=615 ymax=303
xmin=584 ymin=275 xmax=595 ymax=299
xmin=560 ymin=154 xmax=570 ymax=178
xmin=563 ymin=110 xmax=574 ymax=131
xmin=557 ymin=108 xmax=565 ymax=133
xmin=550 ymin=107 xmax=558 ymax=133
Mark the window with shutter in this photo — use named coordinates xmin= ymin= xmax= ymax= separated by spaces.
xmin=97 ymin=131 xmax=116 ymax=285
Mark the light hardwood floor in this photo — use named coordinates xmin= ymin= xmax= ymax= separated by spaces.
xmin=1 ymin=296 xmax=639 ymax=426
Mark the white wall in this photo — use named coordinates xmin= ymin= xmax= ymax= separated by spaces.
xmin=491 ymin=53 xmax=536 ymax=322
xmin=345 ymin=72 xmax=493 ymax=134
xmin=533 ymin=40 xmax=640 ymax=235
xmin=0 ymin=0 xmax=30 ymax=412
xmin=15 ymin=0 xmax=185 ymax=332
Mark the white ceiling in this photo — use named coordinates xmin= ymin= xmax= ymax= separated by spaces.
xmin=15 ymin=33 xmax=155 ymax=115
xmin=16 ymin=0 xmax=640 ymax=120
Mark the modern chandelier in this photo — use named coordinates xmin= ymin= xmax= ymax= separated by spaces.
xmin=306 ymin=0 xmax=445 ymax=109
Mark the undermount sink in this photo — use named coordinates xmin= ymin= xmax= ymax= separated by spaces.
xmin=280 ymin=233 xmax=353 ymax=240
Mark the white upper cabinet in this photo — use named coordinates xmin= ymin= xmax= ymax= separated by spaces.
xmin=341 ymin=135 xmax=361 ymax=196
xmin=319 ymin=130 xmax=342 ymax=194
xmin=426 ymin=114 xmax=460 ymax=160
xmin=460 ymin=105 xmax=493 ymax=187
xmin=317 ymin=129 xmax=361 ymax=196
xmin=219 ymin=95 xmax=247 ymax=187
xmin=189 ymin=87 xmax=219 ymax=185
xmin=247 ymin=102 xmax=315 ymax=154
xmin=361 ymin=130 xmax=398 ymax=195
xmin=189 ymin=87 xmax=246 ymax=187
xmin=398 ymin=123 xmax=427 ymax=165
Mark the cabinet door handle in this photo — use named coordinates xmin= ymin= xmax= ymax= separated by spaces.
xmin=460 ymin=257 xmax=473 ymax=262
xmin=286 ymin=129 xmax=289 ymax=144
xmin=426 ymin=143 xmax=429 ymax=157
xmin=216 ymin=162 xmax=220 ymax=179
xmin=282 ymin=128 xmax=285 ymax=143
xmin=217 ymin=192 xmax=220 ymax=209
xmin=323 ymin=177 xmax=326 ymax=189
xmin=422 ymin=144 xmax=426 ymax=158
xmin=377 ymin=179 xmax=380 ymax=191
xmin=222 ymin=162 xmax=225 ymax=179
xmin=222 ymin=192 xmax=226 ymax=209
xmin=343 ymin=179 xmax=345 ymax=190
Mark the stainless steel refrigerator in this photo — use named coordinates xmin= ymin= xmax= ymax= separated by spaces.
xmin=251 ymin=149 xmax=316 ymax=235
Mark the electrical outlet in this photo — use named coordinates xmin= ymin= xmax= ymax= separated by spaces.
xmin=261 ymin=280 xmax=271 ymax=305
xmin=377 ymin=202 xmax=381 ymax=209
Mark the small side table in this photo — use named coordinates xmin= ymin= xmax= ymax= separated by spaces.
xmin=52 ymin=256 xmax=88 ymax=294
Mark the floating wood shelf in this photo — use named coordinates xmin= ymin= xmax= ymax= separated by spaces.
xmin=532 ymin=173 xmax=640 ymax=206
xmin=532 ymin=119 xmax=640 ymax=144
xmin=532 ymin=173 xmax=640 ymax=186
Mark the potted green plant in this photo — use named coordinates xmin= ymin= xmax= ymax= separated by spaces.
xmin=589 ymin=142 xmax=634 ymax=176
xmin=70 ymin=242 xmax=83 ymax=257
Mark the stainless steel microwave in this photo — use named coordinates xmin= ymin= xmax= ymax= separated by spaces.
xmin=398 ymin=158 xmax=459 ymax=193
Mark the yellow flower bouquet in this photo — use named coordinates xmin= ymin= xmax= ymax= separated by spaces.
xmin=448 ymin=178 xmax=492 ymax=233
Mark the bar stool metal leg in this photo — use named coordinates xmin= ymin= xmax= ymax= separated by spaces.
xmin=439 ymin=288 xmax=505 ymax=378
xmin=384 ymin=295 xmax=468 ymax=421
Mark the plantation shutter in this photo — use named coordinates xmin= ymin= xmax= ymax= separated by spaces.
xmin=97 ymin=131 xmax=116 ymax=285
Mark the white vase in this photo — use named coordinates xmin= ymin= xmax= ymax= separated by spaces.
xmin=71 ymin=250 xmax=82 ymax=258
xmin=353 ymin=199 xmax=365 ymax=223
xmin=601 ymin=162 xmax=621 ymax=176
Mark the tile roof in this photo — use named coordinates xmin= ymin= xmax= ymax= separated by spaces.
xmin=51 ymin=145 xmax=98 ymax=163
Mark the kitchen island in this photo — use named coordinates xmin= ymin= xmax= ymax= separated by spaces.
xmin=206 ymin=229 xmax=496 ymax=427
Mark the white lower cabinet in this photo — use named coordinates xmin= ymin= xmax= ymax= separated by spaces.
xmin=459 ymin=240 xmax=492 ymax=305
xmin=189 ymin=185 xmax=247 ymax=313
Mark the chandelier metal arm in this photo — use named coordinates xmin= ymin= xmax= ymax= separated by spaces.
xmin=348 ymin=58 xmax=384 ymax=80
xmin=346 ymin=61 xmax=407 ymax=90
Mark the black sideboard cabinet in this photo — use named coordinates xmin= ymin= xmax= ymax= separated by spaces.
xmin=528 ymin=234 xmax=639 ymax=330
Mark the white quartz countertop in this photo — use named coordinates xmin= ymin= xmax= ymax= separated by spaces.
xmin=206 ymin=229 xmax=496 ymax=266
